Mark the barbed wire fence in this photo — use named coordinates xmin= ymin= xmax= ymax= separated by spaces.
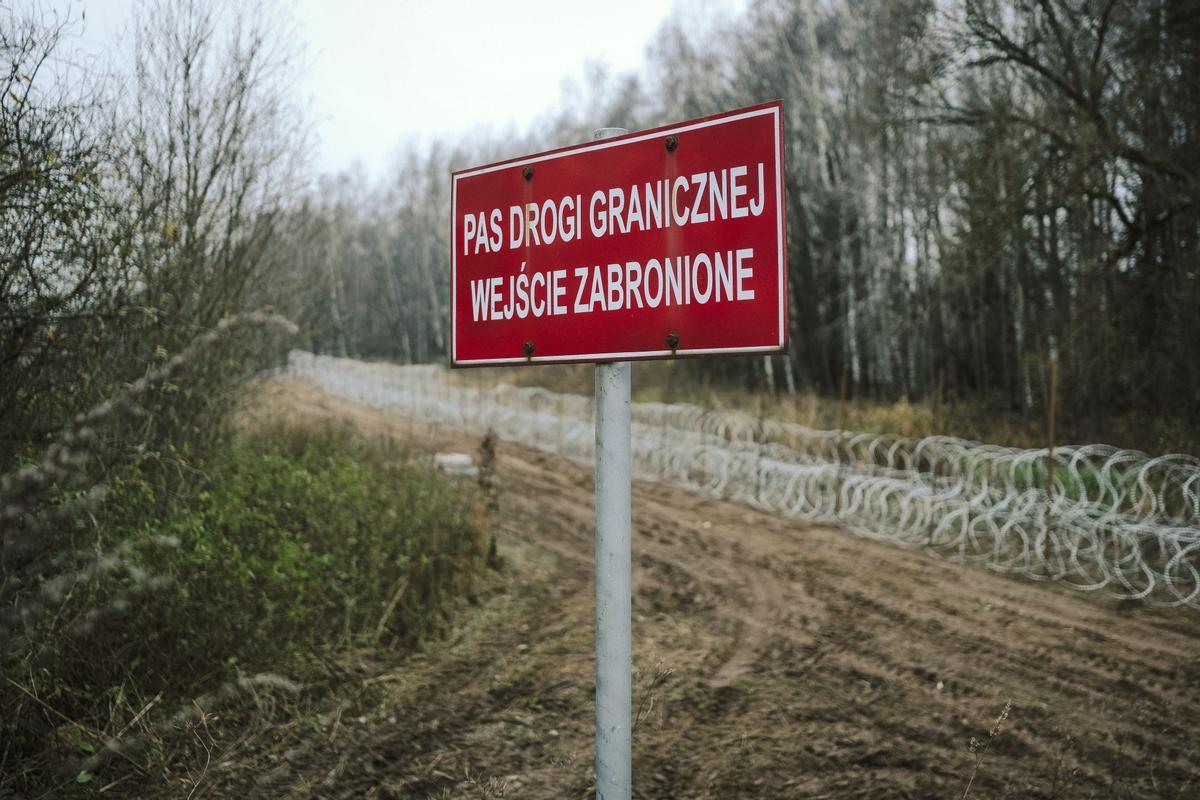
xmin=282 ymin=352 xmax=1200 ymax=609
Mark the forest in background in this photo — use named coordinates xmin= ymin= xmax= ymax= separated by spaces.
xmin=6 ymin=1 xmax=1197 ymax=457
xmin=290 ymin=0 xmax=1199 ymax=453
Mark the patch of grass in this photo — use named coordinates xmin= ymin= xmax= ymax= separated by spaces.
xmin=1 ymin=420 xmax=489 ymax=794
xmin=136 ymin=422 xmax=487 ymax=677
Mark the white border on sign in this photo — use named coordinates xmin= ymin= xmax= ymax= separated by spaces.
xmin=451 ymin=103 xmax=785 ymax=366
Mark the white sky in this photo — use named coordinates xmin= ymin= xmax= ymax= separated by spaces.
xmin=74 ymin=0 xmax=745 ymax=177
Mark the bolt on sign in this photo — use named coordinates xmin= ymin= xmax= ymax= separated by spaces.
xmin=450 ymin=101 xmax=787 ymax=366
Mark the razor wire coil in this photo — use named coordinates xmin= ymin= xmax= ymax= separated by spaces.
xmin=280 ymin=352 xmax=1200 ymax=609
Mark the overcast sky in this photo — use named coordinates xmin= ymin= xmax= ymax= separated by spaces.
xmin=77 ymin=0 xmax=744 ymax=177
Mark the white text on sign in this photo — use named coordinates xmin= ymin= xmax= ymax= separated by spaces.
xmin=469 ymin=249 xmax=756 ymax=323
xmin=461 ymin=161 xmax=768 ymax=255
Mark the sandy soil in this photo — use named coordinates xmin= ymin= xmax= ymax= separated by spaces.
xmin=218 ymin=378 xmax=1199 ymax=799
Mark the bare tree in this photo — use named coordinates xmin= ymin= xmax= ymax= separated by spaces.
xmin=0 ymin=6 xmax=125 ymax=458
xmin=119 ymin=0 xmax=309 ymax=340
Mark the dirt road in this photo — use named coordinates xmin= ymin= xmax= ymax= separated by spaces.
xmin=233 ymin=379 xmax=1199 ymax=799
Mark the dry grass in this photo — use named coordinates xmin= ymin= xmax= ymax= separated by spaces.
xmin=450 ymin=360 xmax=1197 ymax=454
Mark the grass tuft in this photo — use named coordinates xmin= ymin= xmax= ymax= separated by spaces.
xmin=1 ymin=404 xmax=488 ymax=795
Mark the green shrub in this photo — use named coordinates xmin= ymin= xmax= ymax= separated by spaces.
xmin=1 ymin=420 xmax=488 ymax=792
xmin=144 ymin=424 xmax=486 ymax=671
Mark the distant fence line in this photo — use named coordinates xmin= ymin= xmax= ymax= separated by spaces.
xmin=282 ymin=352 xmax=1200 ymax=609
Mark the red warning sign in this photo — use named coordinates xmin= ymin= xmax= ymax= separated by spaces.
xmin=450 ymin=101 xmax=787 ymax=366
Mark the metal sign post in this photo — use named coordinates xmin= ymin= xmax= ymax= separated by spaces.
xmin=592 ymin=127 xmax=632 ymax=800
xmin=448 ymin=103 xmax=787 ymax=800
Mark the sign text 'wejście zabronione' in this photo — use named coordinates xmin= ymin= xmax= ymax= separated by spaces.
xmin=450 ymin=101 xmax=787 ymax=366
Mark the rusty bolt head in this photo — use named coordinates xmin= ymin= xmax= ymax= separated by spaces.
xmin=666 ymin=332 xmax=680 ymax=351
xmin=665 ymin=135 xmax=678 ymax=153
xmin=522 ymin=340 xmax=535 ymax=357
xmin=522 ymin=165 xmax=534 ymax=181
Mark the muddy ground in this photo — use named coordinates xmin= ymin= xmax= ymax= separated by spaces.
xmin=207 ymin=378 xmax=1198 ymax=799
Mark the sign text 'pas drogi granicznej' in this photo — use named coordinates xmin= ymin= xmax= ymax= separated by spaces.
xmin=450 ymin=101 xmax=787 ymax=366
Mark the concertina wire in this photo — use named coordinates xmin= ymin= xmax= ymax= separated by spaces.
xmin=283 ymin=352 xmax=1200 ymax=609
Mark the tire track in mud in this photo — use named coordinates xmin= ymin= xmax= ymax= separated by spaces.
xmin=246 ymin=379 xmax=1200 ymax=799
xmin=497 ymin=445 xmax=816 ymax=689
xmin=476 ymin=398 xmax=1199 ymax=794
